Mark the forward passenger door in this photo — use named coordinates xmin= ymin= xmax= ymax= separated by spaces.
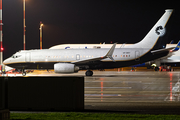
xmin=25 ymin=52 xmax=31 ymax=62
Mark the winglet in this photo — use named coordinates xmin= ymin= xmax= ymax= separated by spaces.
xmin=72 ymin=43 xmax=117 ymax=64
xmin=172 ymin=40 xmax=180 ymax=52
xmin=105 ymin=43 xmax=117 ymax=62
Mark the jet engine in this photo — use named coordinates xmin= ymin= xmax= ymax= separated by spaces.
xmin=54 ymin=63 xmax=79 ymax=73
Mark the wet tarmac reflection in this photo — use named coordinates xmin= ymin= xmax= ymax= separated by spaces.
xmin=85 ymin=71 xmax=180 ymax=103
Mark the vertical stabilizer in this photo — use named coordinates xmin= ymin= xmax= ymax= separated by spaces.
xmin=127 ymin=9 xmax=173 ymax=49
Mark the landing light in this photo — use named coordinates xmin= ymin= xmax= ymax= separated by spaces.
xmin=151 ymin=64 xmax=157 ymax=67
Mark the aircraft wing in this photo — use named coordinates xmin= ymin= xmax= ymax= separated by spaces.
xmin=72 ymin=43 xmax=117 ymax=64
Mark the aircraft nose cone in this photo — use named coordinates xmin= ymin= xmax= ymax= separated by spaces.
xmin=3 ymin=60 xmax=6 ymax=65
xmin=3 ymin=59 xmax=9 ymax=65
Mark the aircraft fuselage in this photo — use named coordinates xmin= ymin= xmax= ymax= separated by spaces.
xmin=3 ymin=48 xmax=169 ymax=70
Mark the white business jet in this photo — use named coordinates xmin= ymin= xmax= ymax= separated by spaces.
xmin=3 ymin=9 xmax=174 ymax=76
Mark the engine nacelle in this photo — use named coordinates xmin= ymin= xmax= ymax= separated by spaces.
xmin=54 ymin=63 xmax=79 ymax=73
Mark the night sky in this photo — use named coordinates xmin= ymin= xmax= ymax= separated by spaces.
xmin=2 ymin=0 xmax=180 ymax=59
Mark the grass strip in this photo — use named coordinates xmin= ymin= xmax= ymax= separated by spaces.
xmin=10 ymin=112 xmax=180 ymax=120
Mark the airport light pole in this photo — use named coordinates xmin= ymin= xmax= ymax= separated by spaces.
xmin=39 ymin=21 xmax=43 ymax=49
xmin=23 ymin=0 xmax=26 ymax=50
xmin=0 ymin=0 xmax=3 ymax=65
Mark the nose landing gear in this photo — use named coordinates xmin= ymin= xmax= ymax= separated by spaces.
xmin=22 ymin=69 xmax=26 ymax=76
xmin=22 ymin=71 xmax=26 ymax=76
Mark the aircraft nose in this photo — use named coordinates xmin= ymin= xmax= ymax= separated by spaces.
xmin=3 ymin=59 xmax=9 ymax=65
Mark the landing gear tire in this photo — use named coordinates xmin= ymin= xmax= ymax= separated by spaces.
xmin=155 ymin=67 xmax=159 ymax=71
xmin=22 ymin=69 xmax=26 ymax=76
xmin=22 ymin=72 xmax=26 ymax=76
xmin=85 ymin=70 xmax=93 ymax=76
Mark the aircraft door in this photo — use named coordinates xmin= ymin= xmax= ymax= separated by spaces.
xmin=76 ymin=54 xmax=80 ymax=60
xmin=25 ymin=52 xmax=31 ymax=62
xmin=135 ymin=51 xmax=140 ymax=61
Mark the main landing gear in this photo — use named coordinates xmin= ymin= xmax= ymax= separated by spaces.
xmin=154 ymin=67 xmax=159 ymax=71
xmin=85 ymin=70 xmax=93 ymax=76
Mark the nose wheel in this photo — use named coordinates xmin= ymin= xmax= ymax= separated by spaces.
xmin=22 ymin=69 xmax=26 ymax=76
xmin=85 ymin=70 xmax=93 ymax=76
xmin=22 ymin=72 xmax=26 ymax=76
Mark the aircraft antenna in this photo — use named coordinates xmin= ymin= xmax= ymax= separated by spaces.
xmin=120 ymin=43 xmax=126 ymax=48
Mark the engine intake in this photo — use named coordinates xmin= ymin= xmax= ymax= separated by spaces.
xmin=54 ymin=63 xmax=79 ymax=73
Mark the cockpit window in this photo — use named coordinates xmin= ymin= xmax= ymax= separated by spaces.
xmin=11 ymin=55 xmax=21 ymax=58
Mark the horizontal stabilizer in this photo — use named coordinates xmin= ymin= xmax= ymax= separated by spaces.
xmin=151 ymin=47 xmax=175 ymax=54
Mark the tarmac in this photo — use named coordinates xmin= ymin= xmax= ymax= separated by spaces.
xmin=84 ymin=71 xmax=180 ymax=114
xmin=3 ymin=70 xmax=180 ymax=114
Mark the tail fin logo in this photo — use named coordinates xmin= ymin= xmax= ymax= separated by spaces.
xmin=155 ymin=26 xmax=166 ymax=37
